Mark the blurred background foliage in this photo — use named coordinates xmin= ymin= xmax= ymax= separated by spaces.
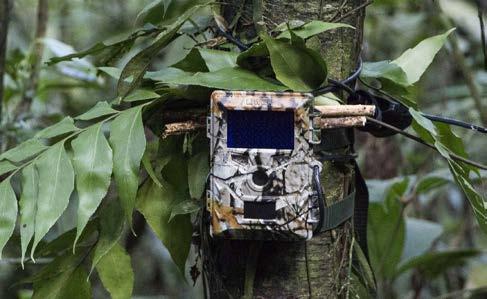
xmin=0 ymin=0 xmax=486 ymax=298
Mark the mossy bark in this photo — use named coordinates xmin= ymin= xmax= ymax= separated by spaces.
xmin=203 ymin=1 xmax=366 ymax=298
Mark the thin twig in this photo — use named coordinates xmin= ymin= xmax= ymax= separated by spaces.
xmin=333 ymin=0 xmax=373 ymax=22
xmin=477 ymin=0 xmax=487 ymax=70
xmin=366 ymin=117 xmax=487 ymax=170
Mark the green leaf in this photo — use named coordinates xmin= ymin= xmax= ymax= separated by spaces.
xmin=0 ymin=139 xmax=47 ymax=163
xmin=392 ymin=28 xmax=455 ymax=85
xmin=160 ymin=0 xmax=209 ymax=26
xmin=171 ymin=48 xmax=209 ymax=72
xmin=96 ymin=243 xmax=134 ymax=299
xmin=31 ymin=142 xmax=75 ymax=258
xmin=368 ymin=178 xmax=408 ymax=279
xmin=362 ymin=29 xmax=454 ymax=87
xmin=236 ymin=42 xmax=269 ymax=70
xmin=19 ymin=165 xmax=38 ymax=267
xmin=135 ymin=0 xmax=166 ymax=26
xmin=123 ymin=89 xmax=160 ymax=102
xmin=409 ymin=109 xmax=487 ymax=233
xmin=0 ymin=160 xmax=17 ymax=176
xmin=142 ymin=155 xmax=164 ymax=188
xmin=72 ymin=124 xmax=113 ymax=247
xmin=449 ymin=161 xmax=487 ymax=234
xmin=32 ymin=251 xmax=92 ymax=299
xmin=198 ymin=48 xmax=238 ymax=71
xmin=0 ymin=179 xmax=18 ymax=259
xmin=90 ymin=200 xmax=125 ymax=274
xmin=262 ymin=32 xmax=327 ymax=91
xmin=188 ymin=151 xmax=208 ymax=199
xmin=46 ymin=27 xmax=154 ymax=66
xmin=75 ymin=101 xmax=117 ymax=121
xmin=415 ymin=175 xmax=449 ymax=194
xmin=117 ymin=6 xmax=199 ymax=98
xmin=98 ymin=67 xmax=122 ymax=80
xmin=276 ymin=20 xmax=354 ymax=39
xmin=352 ymin=240 xmax=376 ymax=292
xmin=361 ymin=61 xmax=409 ymax=86
xmin=35 ymin=117 xmax=79 ymax=139
xmin=146 ymin=67 xmax=190 ymax=81
xmin=157 ymin=67 xmax=287 ymax=91
xmin=136 ymin=180 xmax=192 ymax=274
xmin=35 ymin=221 xmax=97 ymax=258
xmin=170 ymin=199 xmax=201 ymax=222
xmin=395 ymin=249 xmax=480 ymax=278
xmin=110 ymin=106 xmax=146 ymax=227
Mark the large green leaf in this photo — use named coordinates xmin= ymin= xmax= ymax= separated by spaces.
xmin=188 ymin=151 xmax=209 ymax=200
xmin=90 ymin=200 xmax=125 ymax=274
xmin=110 ymin=106 xmax=146 ymax=227
xmin=35 ymin=117 xmax=79 ymax=139
xmin=31 ymin=142 xmax=75 ymax=258
xmin=0 ymin=160 xmax=17 ymax=176
xmin=117 ymin=6 xmax=200 ymax=98
xmin=170 ymin=199 xmax=201 ymax=222
xmin=276 ymin=20 xmax=354 ymax=39
xmin=262 ymin=32 xmax=327 ymax=91
xmin=32 ymin=251 xmax=92 ymax=299
xmin=135 ymin=0 xmax=166 ymax=26
xmin=136 ymin=179 xmax=192 ymax=274
xmin=123 ymin=89 xmax=160 ymax=102
xmin=96 ymin=243 xmax=134 ymax=299
xmin=395 ymin=249 xmax=480 ymax=278
xmin=0 ymin=179 xmax=18 ymax=258
xmin=368 ymin=178 xmax=408 ymax=279
xmin=0 ymin=139 xmax=47 ymax=163
xmin=75 ymin=101 xmax=117 ymax=121
xmin=172 ymin=48 xmax=209 ymax=72
xmin=72 ymin=124 xmax=113 ymax=247
xmin=199 ymin=48 xmax=238 ymax=71
xmin=19 ymin=164 xmax=38 ymax=267
xmin=156 ymin=67 xmax=287 ymax=91
xmin=362 ymin=29 xmax=454 ymax=86
xmin=361 ymin=61 xmax=409 ymax=86
xmin=392 ymin=28 xmax=455 ymax=85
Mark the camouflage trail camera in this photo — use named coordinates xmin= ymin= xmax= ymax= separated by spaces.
xmin=207 ymin=90 xmax=324 ymax=240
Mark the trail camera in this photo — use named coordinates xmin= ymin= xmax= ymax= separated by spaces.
xmin=207 ymin=91 xmax=323 ymax=240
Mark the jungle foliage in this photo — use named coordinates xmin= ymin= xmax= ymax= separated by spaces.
xmin=0 ymin=0 xmax=486 ymax=298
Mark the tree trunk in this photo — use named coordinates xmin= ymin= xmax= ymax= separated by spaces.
xmin=202 ymin=1 xmax=366 ymax=298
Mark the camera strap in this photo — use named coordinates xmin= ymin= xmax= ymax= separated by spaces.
xmin=318 ymin=191 xmax=356 ymax=233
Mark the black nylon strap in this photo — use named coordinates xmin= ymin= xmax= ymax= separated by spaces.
xmin=353 ymin=161 xmax=369 ymax=258
xmin=320 ymin=191 xmax=355 ymax=232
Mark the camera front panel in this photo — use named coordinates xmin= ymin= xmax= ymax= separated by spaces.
xmin=207 ymin=91 xmax=322 ymax=240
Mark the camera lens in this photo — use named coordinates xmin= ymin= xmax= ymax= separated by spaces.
xmin=252 ymin=169 xmax=269 ymax=186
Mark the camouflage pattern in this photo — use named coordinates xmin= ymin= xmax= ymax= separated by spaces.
xmin=207 ymin=90 xmax=322 ymax=240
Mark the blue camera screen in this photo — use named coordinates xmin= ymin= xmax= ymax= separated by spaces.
xmin=226 ymin=110 xmax=294 ymax=149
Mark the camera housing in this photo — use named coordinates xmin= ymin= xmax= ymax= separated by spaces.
xmin=207 ymin=90 xmax=322 ymax=240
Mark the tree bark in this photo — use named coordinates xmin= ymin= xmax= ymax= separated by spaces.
xmin=203 ymin=1 xmax=366 ymax=298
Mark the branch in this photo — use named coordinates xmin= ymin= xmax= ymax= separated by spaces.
xmin=315 ymin=105 xmax=375 ymax=117
xmin=0 ymin=0 xmax=11 ymax=124
xmin=16 ymin=0 xmax=48 ymax=118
